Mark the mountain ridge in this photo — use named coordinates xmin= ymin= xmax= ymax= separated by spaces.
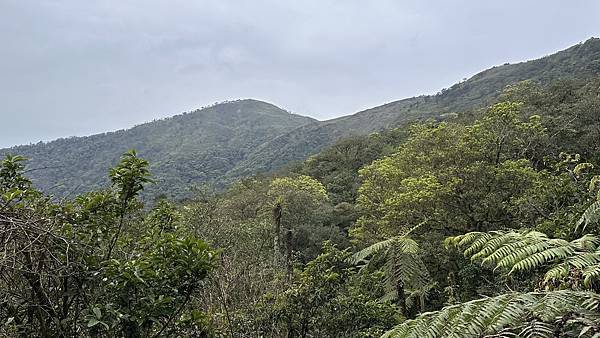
xmin=3 ymin=38 xmax=600 ymax=199
xmin=1 ymin=99 xmax=315 ymax=199
xmin=225 ymin=37 xmax=600 ymax=178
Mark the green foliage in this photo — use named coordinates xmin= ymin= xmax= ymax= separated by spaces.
xmin=255 ymin=243 xmax=399 ymax=337
xmin=269 ymin=175 xmax=329 ymax=205
xmin=0 ymin=154 xmax=39 ymax=208
xmin=145 ymin=198 xmax=180 ymax=233
xmin=268 ymin=175 xmax=342 ymax=264
xmin=177 ymin=175 xmax=354 ymax=335
xmin=101 ymin=234 xmax=215 ymax=337
xmin=447 ymin=230 xmax=600 ymax=290
xmin=0 ymin=151 xmax=216 ymax=337
xmin=355 ymin=101 xmax=554 ymax=246
xmin=105 ymin=149 xmax=153 ymax=260
xmin=351 ymin=230 xmax=432 ymax=316
xmin=577 ymin=200 xmax=600 ymax=233
xmin=0 ymin=154 xmax=31 ymax=191
xmin=502 ymin=77 xmax=600 ymax=163
xmin=109 ymin=149 xmax=153 ymax=203
xmin=351 ymin=236 xmax=420 ymax=265
xmin=296 ymin=129 xmax=408 ymax=205
xmin=383 ymin=290 xmax=600 ymax=338
xmin=178 ymin=178 xmax=279 ymax=335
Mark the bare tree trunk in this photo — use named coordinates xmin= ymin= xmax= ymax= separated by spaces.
xmin=273 ymin=203 xmax=282 ymax=267
xmin=396 ymin=280 xmax=406 ymax=317
xmin=285 ymin=222 xmax=293 ymax=282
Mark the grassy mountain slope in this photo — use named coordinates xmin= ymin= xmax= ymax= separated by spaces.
xmin=227 ymin=38 xmax=600 ymax=178
xmin=0 ymin=99 xmax=315 ymax=199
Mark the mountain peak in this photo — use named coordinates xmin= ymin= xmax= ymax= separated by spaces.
xmin=0 ymin=98 xmax=315 ymax=200
xmin=180 ymin=99 xmax=312 ymax=124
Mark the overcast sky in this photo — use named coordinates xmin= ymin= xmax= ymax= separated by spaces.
xmin=1 ymin=1 xmax=599 ymax=147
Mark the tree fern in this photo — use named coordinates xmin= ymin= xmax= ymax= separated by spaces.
xmin=379 ymin=199 xmax=600 ymax=337
xmin=350 ymin=233 xmax=430 ymax=311
xmin=351 ymin=221 xmax=426 ymax=265
xmin=382 ymin=290 xmax=600 ymax=338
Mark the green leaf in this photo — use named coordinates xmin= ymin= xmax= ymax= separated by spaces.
xmin=93 ymin=307 xmax=102 ymax=319
xmin=87 ymin=318 xmax=100 ymax=328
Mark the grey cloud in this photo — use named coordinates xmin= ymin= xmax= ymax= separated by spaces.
xmin=1 ymin=0 xmax=599 ymax=147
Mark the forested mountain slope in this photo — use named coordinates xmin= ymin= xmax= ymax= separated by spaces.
xmin=2 ymin=38 xmax=599 ymax=199
xmin=228 ymin=37 xmax=600 ymax=177
xmin=0 ymin=99 xmax=315 ymax=199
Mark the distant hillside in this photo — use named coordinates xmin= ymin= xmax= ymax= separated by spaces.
xmin=0 ymin=99 xmax=315 ymax=199
xmin=227 ymin=37 xmax=600 ymax=178
xmin=3 ymin=38 xmax=600 ymax=199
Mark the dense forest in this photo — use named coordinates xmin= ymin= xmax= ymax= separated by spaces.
xmin=0 ymin=100 xmax=316 ymax=200
xmin=3 ymin=39 xmax=600 ymax=337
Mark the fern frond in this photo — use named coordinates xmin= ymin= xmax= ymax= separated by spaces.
xmin=449 ymin=230 xmax=600 ymax=287
xmin=381 ymin=249 xmax=430 ymax=298
xmin=576 ymin=200 xmax=600 ymax=233
xmin=572 ymin=234 xmax=600 ymax=251
xmin=470 ymin=231 xmax=520 ymax=261
xmin=351 ymin=237 xmax=396 ymax=264
xmin=384 ymin=291 xmax=600 ymax=338
xmin=516 ymin=320 xmax=554 ymax=338
xmin=508 ymin=243 xmax=574 ymax=274
xmin=463 ymin=232 xmax=496 ymax=257
xmin=380 ymin=290 xmax=397 ymax=302
xmin=544 ymin=263 xmax=570 ymax=282
xmin=351 ymin=236 xmax=419 ymax=264
xmin=584 ymin=264 xmax=600 ymax=288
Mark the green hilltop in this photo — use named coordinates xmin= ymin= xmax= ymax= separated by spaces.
xmin=1 ymin=99 xmax=315 ymax=199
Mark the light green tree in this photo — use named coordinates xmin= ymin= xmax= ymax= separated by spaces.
xmin=355 ymin=102 xmax=550 ymax=243
xmin=268 ymin=175 xmax=330 ymax=279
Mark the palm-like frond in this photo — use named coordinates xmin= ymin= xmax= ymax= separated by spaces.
xmin=447 ymin=230 xmax=600 ymax=287
xmin=516 ymin=320 xmax=555 ymax=338
xmin=350 ymin=236 xmax=419 ymax=264
xmin=383 ymin=246 xmax=430 ymax=293
xmin=351 ymin=218 xmax=427 ymax=265
xmin=351 ymin=236 xmax=429 ymax=305
xmin=576 ymin=200 xmax=600 ymax=233
xmin=382 ymin=290 xmax=600 ymax=338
